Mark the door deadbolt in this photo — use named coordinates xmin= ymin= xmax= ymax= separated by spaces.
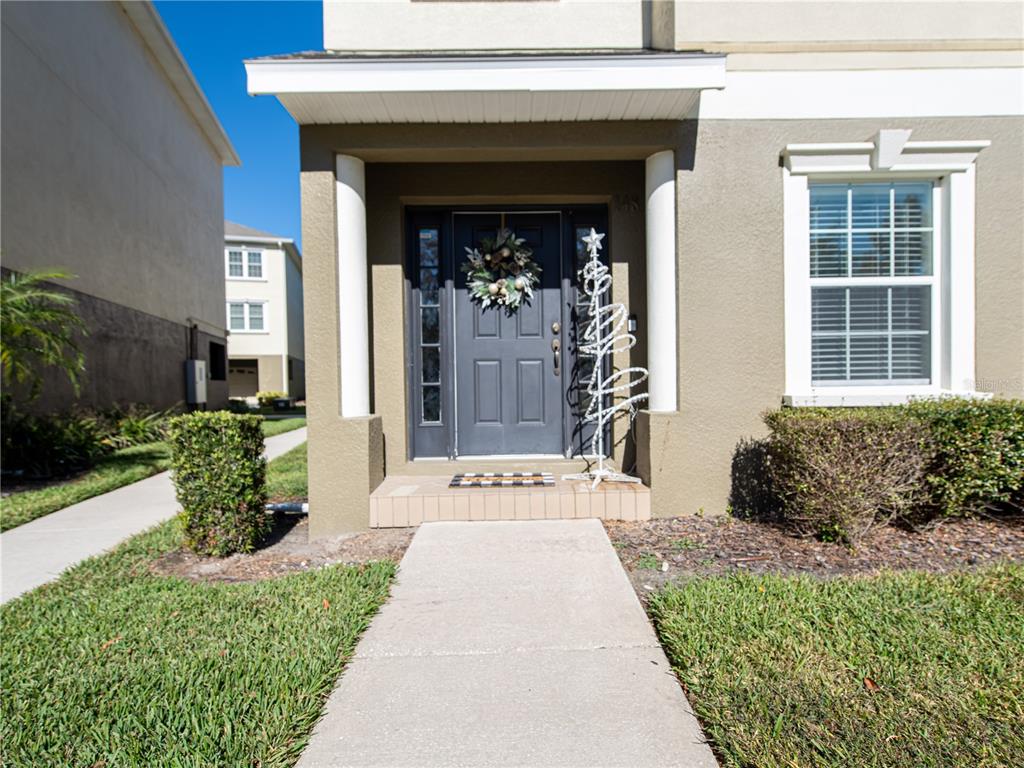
xmin=551 ymin=321 xmax=560 ymax=334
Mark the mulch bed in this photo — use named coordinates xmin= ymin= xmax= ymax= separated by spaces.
xmin=605 ymin=515 xmax=1024 ymax=595
xmin=150 ymin=515 xmax=413 ymax=583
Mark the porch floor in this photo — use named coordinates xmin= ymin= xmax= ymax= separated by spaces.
xmin=370 ymin=474 xmax=650 ymax=528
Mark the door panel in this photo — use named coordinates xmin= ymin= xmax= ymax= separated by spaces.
xmin=454 ymin=212 xmax=564 ymax=455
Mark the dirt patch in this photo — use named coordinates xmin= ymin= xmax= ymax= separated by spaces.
xmin=150 ymin=515 xmax=414 ymax=583
xmin=605 ymin=515 xmax=1024 ymax=596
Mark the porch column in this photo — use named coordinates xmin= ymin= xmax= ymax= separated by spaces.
xmin=336 ymin=154 xmax=370 ymax=417
xmin=645 ymin=150 xmax=678 ymax=412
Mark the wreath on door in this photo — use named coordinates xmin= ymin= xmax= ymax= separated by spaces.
xmin=460 ymin=228 xmax=542 ymax=312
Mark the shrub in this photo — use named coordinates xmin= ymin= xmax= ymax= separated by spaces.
xmin=167 ymin=412 xmax=268 ymax=557
xmin=764 ymin=408 xmax=930 ymax=543
xmin=1 ymin=402 xmax=106 ymax=479
xmin=95 ymin=404 xmax=174 ymax=449
xmin=255 ymin=391 xmax=287 ymax=408
xmin=908 ymin=398 xmax=1024 ymax=517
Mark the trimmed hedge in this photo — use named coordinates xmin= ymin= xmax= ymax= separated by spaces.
xmin=764 ymin=408 xmax=929 ymax=542
xmin=908 ymin=398 xmax=1024 ymax=518
xmin=167 ymin=412 xmax=268 ymax=557
xmin=762 ymin=398 xmax=1024 ymax=543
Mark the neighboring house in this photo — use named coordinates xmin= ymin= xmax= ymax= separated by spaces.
xmin=224 ymin=221 xmax=305 ymax=401
xmin=247 ymin=0 xmax=1024 ymax=536
xmin=1 ymin=1 xmax=238 ymax=413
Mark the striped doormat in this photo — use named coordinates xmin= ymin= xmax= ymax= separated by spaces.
xmin=450 ymin=472 xmax=555 ymax=488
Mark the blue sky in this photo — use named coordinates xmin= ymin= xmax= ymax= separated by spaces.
xmin=155 ymin=1 xmax=322 ymax=250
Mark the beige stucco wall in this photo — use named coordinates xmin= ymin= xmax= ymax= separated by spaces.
xmin=652 ymin=114 xmax=1024 ymax=518
xmin=652 ymin=1 xmax=1023 ymax=53
xmin=1 ymin=1 xmax=225 ymax=333
xmin=323 ymin=0 xmax=646 ymax=52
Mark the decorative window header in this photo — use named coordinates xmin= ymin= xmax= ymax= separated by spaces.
xmin=782 ymin=130 xmax=990 ymax=176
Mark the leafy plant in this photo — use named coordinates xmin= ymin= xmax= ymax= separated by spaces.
xmin=764 ymin=408 xmax=930 ymax=543
xmin=167 ymin=411 xmax=268 ymax=556
xmin=908 ymin=398 xmax=1024 ymax=517
xmin=636 ymin=553 xmax=661 ymax=570
xmin=0 ymin=407 xmax=106 ymax=479
xmin=255 ymin=390 xmax=287 ymax=408
xmin=0 ymin=269 xmax=86 ymax=399
xmin=96 ymin=404 xmax=174 ymax=449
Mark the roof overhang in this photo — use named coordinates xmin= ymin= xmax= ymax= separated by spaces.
xmin=245 ymin=53 xmax=727 ymax=125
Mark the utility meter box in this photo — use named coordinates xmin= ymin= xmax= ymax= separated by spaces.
xmin=185 ymin=359 xmax=207 ymax=405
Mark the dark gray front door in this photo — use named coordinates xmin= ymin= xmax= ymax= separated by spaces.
xmin=454 ymin=213 xmax=564 ymax=456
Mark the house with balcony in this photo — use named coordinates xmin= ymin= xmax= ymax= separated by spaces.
xmin=224 ymin=221 xmax=305 ymax=402
xmin=246 ymin=0 xmax=1023 ymax=537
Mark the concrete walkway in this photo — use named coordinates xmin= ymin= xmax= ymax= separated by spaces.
xmin=0 ymin=427 xmax=307 ymax=603
xmin=298 ymin=519 xmax=717 ymax=768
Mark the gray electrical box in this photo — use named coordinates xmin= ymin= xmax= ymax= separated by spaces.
xmin=185 ymin=359 xmax=207 ymax=405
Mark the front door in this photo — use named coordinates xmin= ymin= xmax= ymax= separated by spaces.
xmin=453 ymin=212 xmax=564 ymax=456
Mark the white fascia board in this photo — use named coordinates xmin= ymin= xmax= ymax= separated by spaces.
xmin=225 ymin=235 xmax=294 ymax=245
xmin=246 ymin=54 xmax=727 ymax=96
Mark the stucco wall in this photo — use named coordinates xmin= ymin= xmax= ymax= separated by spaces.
xmin=323 ymin=0 xmax=645 ymax=52
xmin=659 ymin=115 xmax=1024 ymax=518
xmin=285 ymin=252 xmax=306 ymax=362
xmin=652 ymin=1 xmax=1023 ymax=53
xmin=1 ymin=1 xmax=225 ymax=333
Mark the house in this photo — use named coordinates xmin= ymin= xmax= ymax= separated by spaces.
xmin=1 ymin=0 xmax=238 ymax=413
xmin=224 ymin=221 xmax=305 ymax=401
xmin=246 ymin=0 xmax=1024 ymax=537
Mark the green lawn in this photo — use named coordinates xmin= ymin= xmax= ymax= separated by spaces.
xmin=650 ymin=567 xmax=1024 ymax=768
xmin=0 ymin=417 xmax=307 ymax=532
xmin=0 ymin=443 xmax=172 ymax=532
xmin=261 ymin=416 xmax=307 ymax=438
xmin=267 ymin=442 xmax=308 ymax=501
xmin=0 ymin=519 xmax=393 ymax=765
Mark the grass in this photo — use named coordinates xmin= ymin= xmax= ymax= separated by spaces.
xmin=0 ymin=443 xmax=172 ymax=532
xmin=0 ymin=519 xmax=393 ymax=764
xmin=0 ymin=417 xmax=307 ymax=532
xmin=261 ymin=417 xmax=307 ymax=438
xmin=635 ymin=552 xmax=661 ymax=570
xmin=267 ymin=442 xmax=308 ymax=501
xmin=649 ymin=567 xmax=1024 ymax=768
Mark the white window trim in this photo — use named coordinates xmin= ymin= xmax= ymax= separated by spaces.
xmin=224 ymin=247 xmax=267 ymax=281
xmin=226 ymin=300 xmax=269 ymax=334
xmin=782 ymin=130 xmax=991 ymax=407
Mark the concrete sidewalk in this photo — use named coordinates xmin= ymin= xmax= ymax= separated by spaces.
xmin=0 ymin=427 xmax=307 ymax=603
xmin=298 ymin=519 xmax=717 ymax=768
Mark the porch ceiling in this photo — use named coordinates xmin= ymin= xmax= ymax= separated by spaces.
xmin=245 ymin=52 xmax=726 ymax=125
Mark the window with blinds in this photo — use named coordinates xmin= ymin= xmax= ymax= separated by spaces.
xmin=809 ymin=182 xmax=934 ymax=385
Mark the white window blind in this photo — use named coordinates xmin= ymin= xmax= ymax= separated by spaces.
xmin=809 ymin=182 xmax=934 ymax=385
xmin=247 ymin=251 xmax=263 ymax=278
xmin=226 ymin=301 xmax=266 ymax=332
xmin=227 ymin=250 xmax=243 ymax=277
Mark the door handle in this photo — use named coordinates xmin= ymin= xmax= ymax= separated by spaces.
xmin=551 ymin=338 xmax=561 ymax=377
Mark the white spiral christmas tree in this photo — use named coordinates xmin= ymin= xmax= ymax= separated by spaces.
xmin=564 ymin=229 xmax=649 ymax=489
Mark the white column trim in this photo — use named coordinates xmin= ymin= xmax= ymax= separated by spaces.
xmin=336 ymin=154 xmax=370 ymax=418
xmin=645 ymin=150 xmax=678 ymax=412
xmin=782 ymin=170 xmax=811 ymax=396
xmin=947 ymin=165 xmax=977 ymax=392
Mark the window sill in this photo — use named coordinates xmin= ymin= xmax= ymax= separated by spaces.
xmin=783 ymin=389 xmax=993 ymax=407
xmin=228 ymin=330 xmax=270 ymax=335
xmin=226 ymin=276 xmax=268 ymax=282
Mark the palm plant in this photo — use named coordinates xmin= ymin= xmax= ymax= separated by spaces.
xmin=0 ymin=269 xmax=86 ymax=399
